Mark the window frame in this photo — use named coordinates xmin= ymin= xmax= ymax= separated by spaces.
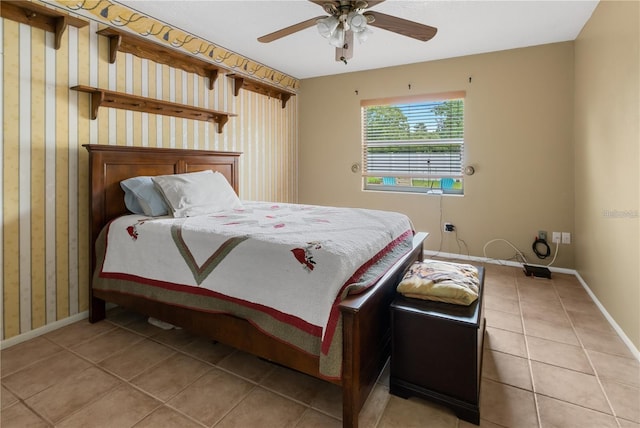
xmin=361 ymin=91 xmax=466 ymax=195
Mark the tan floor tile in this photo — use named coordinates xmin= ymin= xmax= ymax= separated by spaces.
xmin=359 ymin=383 xmax=391 ymax=428
xmin=484 ymin=326 xmax=527 ymax=358
xmin=537 ymin=394 xmax=618 ymax=428
xmin=150 ymin=327 xmax=198 ymax=349
xmin=523 ymin=317 xmax=580 ymax=345
xmin=484 ymin=293 xmax=520 ymax=315
xmin=479 ymin=379 xmax=538 ymax=428
xmin=119 ymin=316 xmax=167 ymax=337
xmin=181 ymin=337 xmax=235 ymax=365
xmin=576 ymin=328 xmax=636 ymax=359
xmin=559 ymin=294 xmax=600 ymax=314
xmin=520 ymin=298 xmax=570 ymax=325
xmin=531 ymin=360 xmax=611 ymax=413
xmin=133 ymin=405 xmax=203 ymax=428
xmin=459 ymin=419 xmax=505 ymax=428
xmin=217 ymin=350 xmax=276 ymax=383
xmin=309 ymin=381 xmax=343 ymax=419
xmin=485 ymin=308 xmax=523 ymax=333
xmin=482 ymin=349 xmax=533 ymax=390
xmin=99 ymin=338 xmax=175 ymax=380
xmin=1 ymin=402 xmax=49 ymax=427
xmin=215 ymin=387 xmax=307 ymax=428
xmin=45 ymin=319 xmax=115 ymax=348
xmin=71 ymin=326 xmax=145 ymax=363
xmin=261 ymin=365 xmax=326 ymax=405
xmin=600 ymin=379 xmax=640 ymax=423
xmin=57 ymin=384 xmax=160 ymax=427
xmin=517 ymin=278 xmax=559 ymax=302
xmin=295 ymin=409 xmax=342 ymax=428
xmin=0 ymin=337 xmax=63 ymax=377
xmin=552 ymin=272 xmax=582 ymax=285
xmin=483 ymin=281 xmax=518 ymax=301
xmin=554 ymin=281 xmax=593 ymax=303
xmin=588 ymin=350 xmax=640 ymax=388
xmin=25 ymin=366 xmax=121 ymax=423
xmin=618 ymin=418 xmax=640 ymax=427
xmin=132 ymin=353 xmax=212 ymax=402
xmin=481 ymin=263 xmax=519 ymax=278
xmin=1 ymin=385 xmax=19 ymax=409
xmin=2 ymin=350 xmax=92 ymax=399
xmin=168 ymin=368 xmax=254 ymax=426
xmin=378 ymin=394 xmax=458 ymax=427
xmin=527 ymin=335 xmax=593 ymax=374
xmin=567 ymin=309 xmax=615 ymax=335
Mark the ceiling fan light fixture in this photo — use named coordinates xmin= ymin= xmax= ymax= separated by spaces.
xmin=347 ymin=11 xmax=367 ymax=33
xmin=356 ymin=26 xmax=372 ymax=44
xmin=328 ymin=27 xmax=345 ymax=47
xmin=317 ymin=16 xmax=339 ymax=38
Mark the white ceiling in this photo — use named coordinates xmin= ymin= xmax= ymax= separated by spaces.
xmin=116 ymin=0 xmax=599 ymax=80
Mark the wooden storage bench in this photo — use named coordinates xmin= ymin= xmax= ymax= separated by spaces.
xmin=390 ymin=266 xmax=485 ymax=424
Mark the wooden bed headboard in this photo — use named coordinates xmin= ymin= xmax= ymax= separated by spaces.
xmin=83 ymin=144 xmax=241 ymax=269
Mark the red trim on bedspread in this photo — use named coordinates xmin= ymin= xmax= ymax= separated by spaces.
xmin=99 ymin=219 xmax=322 ymax=337
xmin=321 ymin=229 xmax=414 ymax=355
xmin=100 ymin=271 xmax=323 ymax=337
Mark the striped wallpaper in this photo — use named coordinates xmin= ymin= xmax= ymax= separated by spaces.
xmin=1 ymin=13 xmax=299 ymax=341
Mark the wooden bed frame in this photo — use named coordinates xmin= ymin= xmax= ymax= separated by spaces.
xmin=84 ymin=144 xmax=426 ymax=427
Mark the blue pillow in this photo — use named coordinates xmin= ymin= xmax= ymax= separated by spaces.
xmin=120 ymin=176 xmax=169 ymax=216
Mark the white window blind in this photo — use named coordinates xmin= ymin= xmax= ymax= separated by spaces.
xmin=361 ymin=92 xmax=465 ymax=194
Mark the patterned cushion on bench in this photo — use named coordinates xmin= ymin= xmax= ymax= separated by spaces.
xmin=397 ymin=260 xmax=479 ymax=305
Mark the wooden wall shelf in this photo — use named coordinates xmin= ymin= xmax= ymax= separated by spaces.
xmin=97 ymin=27 xmax=222 ymax=90
xmin=96 ymin=26 xmax=296 ymax=106
xmin=227 ymin=74 xmax=295 ymax=109
xmin=1 ymin=0 xmax=88 ymax=49
xmin=71 ymin=85 xmax=236 ymax=133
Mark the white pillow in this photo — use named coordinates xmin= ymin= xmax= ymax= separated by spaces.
xmin=152 ymin=170 xmax=242 ymax=218
xmin=120 ymin=176 xmax=169 ymax=216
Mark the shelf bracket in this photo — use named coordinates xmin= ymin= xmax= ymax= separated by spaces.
xmin=232 ymin=76 xmax=244 ymax=97
xmin=0 ymin=1 xmax=88 ymax=50
xmin=90 ymin=90 xmax=104 ymax=120
xmin=280 ymin=93 xmax=292 ymax=109
xmin=208 ymin=70 xmax=219 ymax=90
xmin=216 ymin=115 xmax=229 ymax=134
xmin=54 ymin=16 xmax=68 ymax=50
xmin=106 ymin=34 xmax=122 ymax=64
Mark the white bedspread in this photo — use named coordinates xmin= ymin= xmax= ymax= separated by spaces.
xmin=100 ymin=202 xmax=414 ymax=346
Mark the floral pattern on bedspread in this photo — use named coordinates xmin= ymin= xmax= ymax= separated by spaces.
xmin=96 ymin=201 xmax=414 ymax=378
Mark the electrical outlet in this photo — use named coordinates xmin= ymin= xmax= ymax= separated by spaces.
xmin=562 ymin=232 xmax=571 ymax=244
xmin=552 ymin=232 xmax=561 ymax=244
xmin=538 ymin=230 xmax=547 ymax=241
xmin=444 ymin=223 xmax=455 ymax=232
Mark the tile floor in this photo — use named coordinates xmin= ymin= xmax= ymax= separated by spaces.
xmin=1 ymin=263 xmax=639 ymax=427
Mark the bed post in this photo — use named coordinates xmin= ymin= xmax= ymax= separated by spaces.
xmin=341 ymin=310 xmax=360 ymax=428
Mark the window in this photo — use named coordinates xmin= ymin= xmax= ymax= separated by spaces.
xmin=361 ymin=91 xmax=465 ymax=194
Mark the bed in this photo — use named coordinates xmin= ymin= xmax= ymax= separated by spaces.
xmin=84 ymin=144 xmax=427 ymax=427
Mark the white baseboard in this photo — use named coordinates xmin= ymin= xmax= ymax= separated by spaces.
xmin=0 ymin=311 xmax=89 ymax=350
xmin=574 ymin=272 xmax=640 ymax=362
xmin=423 ymin=250 xmax=640 ymax=361
xmin=0 ymin=303 xmax=118 ymax=350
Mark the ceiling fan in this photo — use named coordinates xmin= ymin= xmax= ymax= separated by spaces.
xmin=257 ymin=0 xmax=437 ymax=64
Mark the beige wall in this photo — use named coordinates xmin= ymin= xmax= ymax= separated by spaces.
xmin=574 ymin=0 xmax=639 ymax=349
xmin=1 ymin=14 xmax=298 ymax=341
xmin=299 ymin=42 xmax=575 ymax=268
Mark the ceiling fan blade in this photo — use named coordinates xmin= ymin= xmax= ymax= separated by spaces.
xmin=258 ymin=16 xmax=326 ymax=43
xmin=366 ymin=11 xmax=437 ymax=42
xmin=364 ymin=1 xmax=386 ymax=8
